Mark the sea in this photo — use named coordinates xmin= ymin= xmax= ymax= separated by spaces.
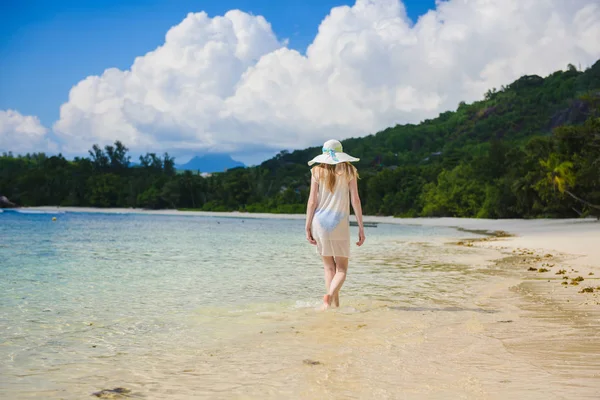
xmin=0 ymin=209 xmax=491 ymax=399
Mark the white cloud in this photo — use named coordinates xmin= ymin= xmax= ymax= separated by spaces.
xmin=0 ymin=109 xmax=57 ymax=154
xmin=51 ymin=0 xmax=600 ymax=158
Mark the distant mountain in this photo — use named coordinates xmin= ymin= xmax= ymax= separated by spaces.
xmin=176 ymin=153 xmax=245 ymax=173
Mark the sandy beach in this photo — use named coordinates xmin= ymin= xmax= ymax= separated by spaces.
xmin=9 ymin=207 xmax=600 ymax=398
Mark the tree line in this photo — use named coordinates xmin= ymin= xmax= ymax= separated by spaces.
xmin=1 ymin=61 xmax=599 ymax=218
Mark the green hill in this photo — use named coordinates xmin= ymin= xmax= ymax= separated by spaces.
xmin=255 ymin=60 xmax=600 ymax=218
xmin=1 ymin=60 xmax=599 ymax=218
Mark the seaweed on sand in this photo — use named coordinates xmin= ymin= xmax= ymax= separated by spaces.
xmin=579 ymin=287 xmax=594 ymax=293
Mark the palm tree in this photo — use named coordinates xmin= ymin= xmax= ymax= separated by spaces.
xmin=538 ymin=154 xmax=600 ymax=217
xmin=539 ymin=155 xmax=575 ymax=194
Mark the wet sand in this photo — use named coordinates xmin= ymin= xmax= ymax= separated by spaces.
xmin=199 ymin=238 xmax=600 ymax=400
xmin=16 ymin=208 xmax=600 ymax=398
xmin=79 ymin=243 xmax=598 ymax=400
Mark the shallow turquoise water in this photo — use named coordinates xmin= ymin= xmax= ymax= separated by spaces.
xmin=0 ymin=210 xmax=480 ymax=398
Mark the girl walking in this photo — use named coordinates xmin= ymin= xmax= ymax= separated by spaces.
xmin=305 ymin=139 xmax=365 ymax=310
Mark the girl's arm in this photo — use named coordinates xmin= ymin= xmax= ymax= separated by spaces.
xmin=305 ymin=172 xmax=319 ymax=245
xmin=349 ymin=178 xmax=365 ymax=246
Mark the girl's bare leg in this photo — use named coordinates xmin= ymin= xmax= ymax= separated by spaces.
xmin=321 ymin=256 xmax=336 ymax=309
xmin=328 ymin=257 xmax=348 ymax=306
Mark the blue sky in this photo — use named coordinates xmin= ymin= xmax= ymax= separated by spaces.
xmin=0 ymin=0 xmax=436 ymax=128
xmin=4 ymin=0 xmax=594 ymax=165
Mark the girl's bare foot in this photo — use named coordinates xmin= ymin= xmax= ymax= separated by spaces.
xmin=320 ymin=294 xmax=332 ymax=311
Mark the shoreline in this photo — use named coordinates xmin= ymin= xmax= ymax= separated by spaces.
xmin=4 ymin=207 xmax=600 ymax=398
xmin=21 ymin=205 xmax=600 ymax=264
xmin=15 ymin=206 xmax=600 ymax=311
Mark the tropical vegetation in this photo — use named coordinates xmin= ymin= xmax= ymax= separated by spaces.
xmin=1 ymin=60 xmax=599 ymax=218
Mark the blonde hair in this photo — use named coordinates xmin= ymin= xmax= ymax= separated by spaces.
xmin=313 ymin=162 xmax=359 ymax=192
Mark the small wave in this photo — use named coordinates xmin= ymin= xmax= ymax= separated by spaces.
xmin=293 ymin=300 xmax=363 ymax=313
xmin=228 ymin=309 xmax=251 ymax=314
xmin=13 ymin=210 xmax=66 ymax=215
xmin=255 ymin=311 xmax=279 ymax=317
xmin=336 ymin=306 xmax=361 ymax=314
xmin=293 ymin=300 xmax=320 ymax=309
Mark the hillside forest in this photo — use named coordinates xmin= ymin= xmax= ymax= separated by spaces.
xmin=1 ymin=61 xmax=599 ymax=219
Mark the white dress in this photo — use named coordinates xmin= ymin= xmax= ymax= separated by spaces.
xmin=310 ymin=168 xmax=352 ymax=258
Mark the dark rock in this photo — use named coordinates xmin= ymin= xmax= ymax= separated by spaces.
xmin=0 ymin=195 xmax=18 ymax=208
xmin=477 ymin=106 xmax=497 ymax=120
xmin=91 ymin=387 xmax=131 ymax=398
xmin=549 ymin=98 xmax=593 ymax=130
xmin=303 ymin=359 xmax=322 ymax=366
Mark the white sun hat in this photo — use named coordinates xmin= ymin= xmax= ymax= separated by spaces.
xmin=307 ymin=139 xmax=360 ymax=166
